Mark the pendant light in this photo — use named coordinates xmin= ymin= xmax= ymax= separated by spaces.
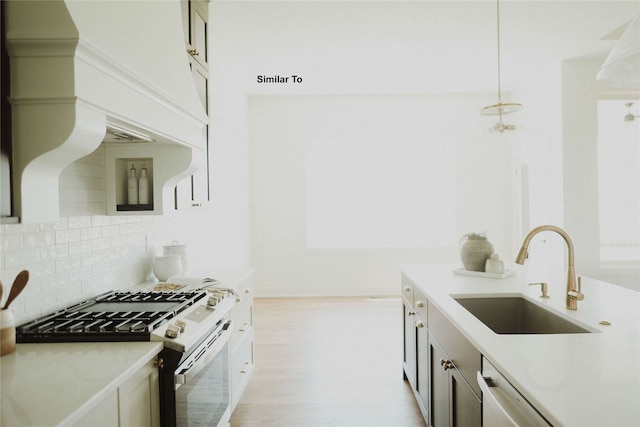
xmin=596 ymin=15 xmax=639 ymax=89
xmin=624 ymin=102 xmax=639 ymax=122
xmin=479 ymin=0 xmax=522 ymax=133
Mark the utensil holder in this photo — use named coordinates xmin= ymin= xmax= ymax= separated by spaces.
xmin=1 ymin=308 xmax=16 ymax=356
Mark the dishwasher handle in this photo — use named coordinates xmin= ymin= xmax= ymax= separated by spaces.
xmin=477 ymin=371 xmax=551 ymax=427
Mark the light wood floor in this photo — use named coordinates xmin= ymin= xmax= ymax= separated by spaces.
xmin=230 ymin=297 xmax=426 ymax=427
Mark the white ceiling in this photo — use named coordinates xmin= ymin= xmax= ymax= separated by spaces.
xmin=213 ymin=1 xmax=640 ymax=95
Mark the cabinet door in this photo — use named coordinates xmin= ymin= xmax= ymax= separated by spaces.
xmin=429 ymin=334 xmax=449 ymax=427
xmin=403 ymin=302 xmax=417 ymax=388
xmin=450 ymin=368 xmax=481 ymax=427
xmin=190 ymin=0 xmax=208 ymax=68
xmin=117 ymin=358 xmax=160 ymax=427
xmin=175 ymin=0 xmax=211 ymax=210
xmin=72 ymin=390 xmax=118 ymax=427
xmin=416 ymin=322 xmax=430 ymax=418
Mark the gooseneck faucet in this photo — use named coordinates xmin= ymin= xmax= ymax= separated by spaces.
xmin=515 ymin=225 xmax=584 ymax=310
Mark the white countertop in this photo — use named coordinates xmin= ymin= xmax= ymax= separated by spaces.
xmin=0 ymin=341 xmax=163 ymax=427
xmin=400 ymin=264 xmax=640 ymax=427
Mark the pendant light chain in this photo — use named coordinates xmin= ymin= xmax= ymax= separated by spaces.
xmin=479 ymin=0 xmax=522 ymax=130
xmin=496 ymin=0 xmax=503 ymax=104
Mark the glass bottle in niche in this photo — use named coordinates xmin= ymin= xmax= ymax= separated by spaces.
xmin=139 ymin=163 xmax=149 ymax=204
xmin=128 ymin=163 xmax=138 ymax=204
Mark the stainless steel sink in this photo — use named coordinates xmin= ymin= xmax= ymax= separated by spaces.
xmin=453 ymin=296 xmax=593 ymax=334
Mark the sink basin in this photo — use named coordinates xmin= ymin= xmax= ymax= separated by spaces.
xmin=453 ymin=296 xmax=593 ymax=334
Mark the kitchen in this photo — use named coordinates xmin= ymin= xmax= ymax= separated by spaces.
xmin=1 ymin=0 xmax=639 ymax=426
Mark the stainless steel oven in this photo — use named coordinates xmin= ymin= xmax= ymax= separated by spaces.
xmin=158 ymin=318 xmax=233 ymax=427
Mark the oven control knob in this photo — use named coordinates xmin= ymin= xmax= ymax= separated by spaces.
xmin=175 ymin=319 xmax=186 ymax=332
xmin=165 ymin=324 xmax=181 ymax=338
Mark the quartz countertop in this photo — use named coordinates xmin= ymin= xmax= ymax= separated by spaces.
xmin=400 ymin=264 xmax=640 ymax=427
xmin=0 ymin=341 xmax=163 ymax=427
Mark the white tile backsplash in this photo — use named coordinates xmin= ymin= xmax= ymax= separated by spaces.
xmin=0 ymin=147 xmax=161 ymax=325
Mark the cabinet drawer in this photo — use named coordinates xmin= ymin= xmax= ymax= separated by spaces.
xmin=413 ymin=286 xmax=428 ymax=322
xmin=231 ymin=332 xmax=254 ymax=408
xmin=401 ymin=275 xmax=414 ymax=305
xmin=428 ymin=301 xmax=481 ymax=398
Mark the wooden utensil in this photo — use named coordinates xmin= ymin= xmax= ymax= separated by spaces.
xmin=3 ymin=270 xmax=29 ymax=310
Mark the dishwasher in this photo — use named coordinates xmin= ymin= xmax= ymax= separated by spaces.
xmin=478 ymin=357 xmax=552 ymax=426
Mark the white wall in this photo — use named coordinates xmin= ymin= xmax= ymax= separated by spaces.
xmin=248 ymin=94 xmax=515 ymax=296
xmin=562 ymin=59 xmax=640 ymax=290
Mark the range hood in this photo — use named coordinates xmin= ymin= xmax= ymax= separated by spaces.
xmin=5 ymin=0 xmax=208 ymax=223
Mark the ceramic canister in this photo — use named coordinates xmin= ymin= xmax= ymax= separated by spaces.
xmin=163 ymin=242 xmax=188 ymax=274
xmin=153 ymin=255 xmax=183 ymax=281
xmin=459 ymin=233 xmax=495 ymax=272
xmin=1 ymin=308 xmax=16 ymax=356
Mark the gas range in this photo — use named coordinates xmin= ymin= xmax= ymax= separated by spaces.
xmin=15 ymin=291 xmax=205 ymax=343
xmin=15 ymin=284 xmax=235 ymax=353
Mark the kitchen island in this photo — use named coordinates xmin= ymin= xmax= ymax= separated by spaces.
xmin=0 ymin=342 xmax=163 ymax=427
xmin=401 ymin=264 xmax=640 ymax=426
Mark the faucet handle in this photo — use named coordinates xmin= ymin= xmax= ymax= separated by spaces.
xmin=529 ymin=282 xmax=549 ymax=298
xmin=569 ymin=276 xmax=585 ymax=301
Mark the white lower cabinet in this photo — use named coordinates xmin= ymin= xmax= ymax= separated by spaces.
xmin=117 ymin=357 xmax=160 ymax=427
xmin=73 ymin=390 xmax=119 ymax=427
xmin=229 ymin=271 xmax=255 ymax=411
xmin=72 ymin=356 xmax=160 ymax=427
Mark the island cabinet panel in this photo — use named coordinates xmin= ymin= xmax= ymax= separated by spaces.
xmin=429 ymin=334 xmax=450 ymax=427
xmin=416 ymin=324 xmax=430 ymax=416
xmin=403 ymin=300 xmax=417 ymax=388
xmin=450 ymin=368 xmax=481 ymax=427
xmin=402 ymin=274 xmax=482 ymax=427
xmin=427 ymin=300 xmax=481 ymax=397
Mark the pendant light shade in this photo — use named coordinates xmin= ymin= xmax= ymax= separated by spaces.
xmin=480 ymin=0 xmax=522 ymax=132
xmin=479 ymin=102 xmax=522 ymax=116
xmin=596 ymin=15 xmax=640 ymax=89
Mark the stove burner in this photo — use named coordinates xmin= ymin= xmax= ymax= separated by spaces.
xmin=16 ymin=290 xmax=207 ymax=343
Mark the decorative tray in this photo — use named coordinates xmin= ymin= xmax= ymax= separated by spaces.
xmin=452 ymin=268 xmax=515 ymax=279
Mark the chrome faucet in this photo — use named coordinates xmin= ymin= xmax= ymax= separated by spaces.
xmin=515 ymin=225 xmax=584 ymax=310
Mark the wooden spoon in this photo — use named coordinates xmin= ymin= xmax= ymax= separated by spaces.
xmin=3 ymin=270 xmax=29 ymax=310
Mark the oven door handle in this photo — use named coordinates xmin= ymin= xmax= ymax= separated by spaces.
xmin=174 ymin=320 xmax=232 ymax=390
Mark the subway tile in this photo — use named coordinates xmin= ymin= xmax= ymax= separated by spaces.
xmin=56 ymin=281 xmax=82 ymax=302
xmin=91 ymin=237 xmax=112 ymax=252
xmin=80 ymin=226 xmax=102 ymax=241
xmin=40 ymin=244 xmax=69 ymax=260
xmin=39 ymin=218 xmax=69 ymax=231
xmin=82 ymin=252 xmax=103 ymax=267
xmin=55 ymin=228 xmax=82 ymax=244
xmin=68 ymin=240 xmax=92 ymax=256
xmin=23 ymin=231 xmax=55 ymax=248
xmin=102 ymin=224 xmax=121 ymax=237
xmin=26 ymin=260 xmax=57 ymax=278
xmin=70 ymin=265 xmax=93 ymax=282
xmin=91 ymin=215 xmax=110 ymax=227
xmin=68 ymin=215 xmax=93 ymax=229
xmin=56 ymin=255 xmax=83 ymax=272
xmin=4 ymin=248 xmax=41 ymax=267
xmin=1 ymin=233 xmax=23 ymax=251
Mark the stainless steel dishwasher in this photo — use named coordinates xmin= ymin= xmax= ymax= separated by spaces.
xmin=477 ymin=357 xmax=552 ymax=426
